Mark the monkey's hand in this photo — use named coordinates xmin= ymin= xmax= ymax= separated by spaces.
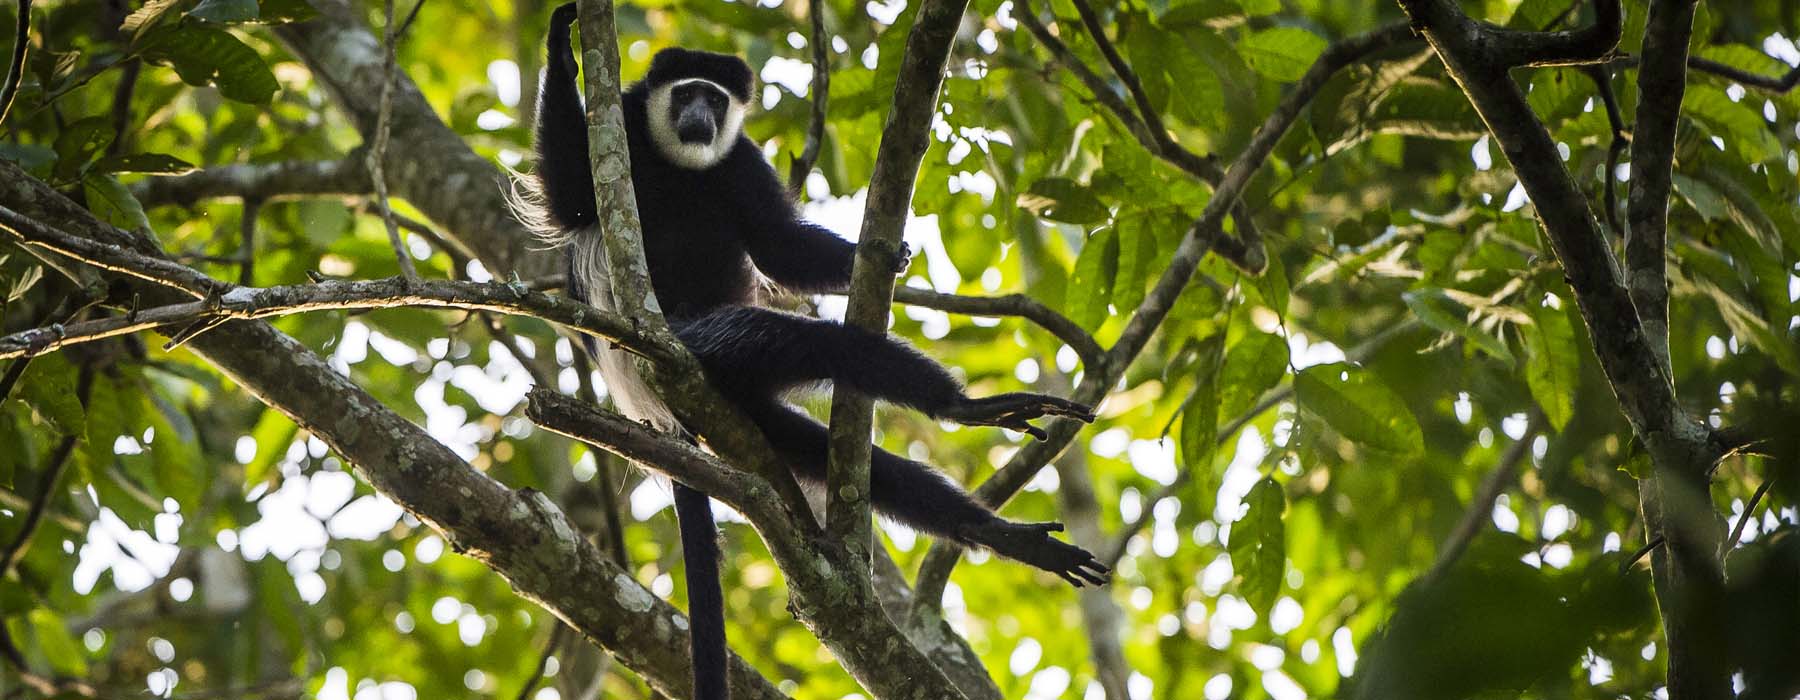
xmin=969 ymin=521 xmax=1110 ymax=588
xmin=856 ymin=239 xmax=911 ymax=276
xmin=548 ymin=3 xmax=580 ymax=75
xmin=939 ymin=392 xmax=1096 ymax=440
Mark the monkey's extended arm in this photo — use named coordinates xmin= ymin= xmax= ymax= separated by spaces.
xmin=723 ymin=146 xmax=908 ymax=294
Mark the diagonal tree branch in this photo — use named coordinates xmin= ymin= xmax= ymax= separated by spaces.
xmin=889 ymin=286 xmax=1105 ymax=370
xmin=908 ymin=18 xmax=1420 ymax=612
xmin=1014 ymin=0 xmax=1277 ymax=274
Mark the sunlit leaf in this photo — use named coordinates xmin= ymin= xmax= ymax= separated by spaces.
xmin=1295 ymin=363 xmax=1423 ymax=456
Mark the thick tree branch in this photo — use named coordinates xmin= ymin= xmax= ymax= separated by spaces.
xmin=0 ymin=159 xmax=786 ymax=700
xmin=1624 ymin=0 xmax=1697 ymax=377
xmin=909 ymin=19 xmax=1419 ymax=611
xmin=274 ymin=1 xmax=542 ymax=276
xmin=1394 ymin=1 xmax=1727 ymax=697
xmin=826 ymin=0 xmax=969 ymax=570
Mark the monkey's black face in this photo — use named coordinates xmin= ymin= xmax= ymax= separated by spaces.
xmin=670 ymin=82 xmax=731 ymax=145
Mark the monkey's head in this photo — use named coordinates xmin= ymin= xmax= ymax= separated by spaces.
xmin=643 ymin=48 xmax=753 ymax=171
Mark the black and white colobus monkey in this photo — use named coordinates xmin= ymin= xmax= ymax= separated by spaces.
xmin=520 ymin=5 xmax=1109 ymax=696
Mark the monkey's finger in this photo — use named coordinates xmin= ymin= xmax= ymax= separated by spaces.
xmin=1019 ymin=423 xmax=1049 ymax=441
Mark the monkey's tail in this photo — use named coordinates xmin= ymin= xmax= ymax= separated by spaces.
xmin=674 ymin=482 xmax=730 ymax=700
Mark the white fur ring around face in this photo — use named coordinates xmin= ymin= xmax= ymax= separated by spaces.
xmin=646 ymin=78 xmax=747 ymax=170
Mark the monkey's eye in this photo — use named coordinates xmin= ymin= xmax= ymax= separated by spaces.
xmin=708 ymin=93 xmax=726 ymax=110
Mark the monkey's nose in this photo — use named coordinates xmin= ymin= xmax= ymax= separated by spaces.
xmin=677 ymin=121 xmax=715 ymax=144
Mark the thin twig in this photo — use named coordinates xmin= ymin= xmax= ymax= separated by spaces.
xmin=787 ymin=0 xmax=830 ymax=196
xmin=1721 ymin=476 xmax=1775 ymax=560
xmin=105 ymin=59 xmax=141 ymax=157
xmin=395 ymin=0 xmax=429 ymax=44
xmin=887 ymin=285 xmax=1104 ymax=371
xmin=1427 ymin=415 xmax=1539 ymax=580
xmin=368 ymin=0 xmax=420 ymax=282
xmin=1580 ymin=65 xmax=1630 ymax=236
xmin=515 ymin=624 xmax=569 ymax=700
xmin=0 ymin=0 xmax=27 ymax=126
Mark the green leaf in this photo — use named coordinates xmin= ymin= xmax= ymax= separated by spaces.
xmin=1402 ymin=288 xmax=1514 ymax=362
xmin=1684 ymin=86 xmax=1781 ymax=162
xmin=137 ymin=26 xmax=280 ymax=105
xmin=1179 ymin=365 xmax=1221 ymax=521
xmin=1018 ymin=177 xmax=1110 ymax=225
xmin=1229 ymin=477 xmax=1286 ymax=617
xmin=147 ymin=393 xmax=204 ymax=509
xmin=1239 ymin=27 xmax=1326 ymax=82
xmin=1672 ymin=172 xmax=1729 ymax=222
xmin=17 ymin=354 xmax=84 ymax=436
xmin=93 ymin=152 xmax=198 ymax=175
xmin=1521 ymin=302 xmax=1579 ymax=431
xmin=83 ymin=174 xmax=153 ymax=232
xmin=121 ymin=0 xmax=184 ymax=39
xmin=1112 ymin=214 xmax=1156 ymax=311
xmin=1066 ymin=227 xmax=1119 ymax=330
xmin=188 ymin=0 xmax=260 ymax=23
xmin=52 ymin=117 xmax=114 ymax=182
xmin=28 ymin=609 xmax=88 ymax=675
xmin=1219 ymin=331 xmax=1288 ymax=421
xmin=1295 ymin=363 xmax=1423 ymax=456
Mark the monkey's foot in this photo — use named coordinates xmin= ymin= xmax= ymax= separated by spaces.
xmin=970 ymin=521 xmax=1110 ymax=588
xmin=941 ymin=392 xmax=1097 ymax=439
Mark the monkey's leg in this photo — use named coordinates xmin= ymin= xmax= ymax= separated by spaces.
xmin=675 ymin=307 xmax=1096 ymax=438
xmin=740 ymin=399 xmax=1109 ymax=587
xmin=673 ymin=483 xmax=730 ymax=700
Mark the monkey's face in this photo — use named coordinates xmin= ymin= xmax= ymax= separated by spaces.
xmin=647 ymin=78 xmax=747 ymax=170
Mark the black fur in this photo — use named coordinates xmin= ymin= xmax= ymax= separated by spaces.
xmin=530 ymin=5 xmax=1107 ymax=697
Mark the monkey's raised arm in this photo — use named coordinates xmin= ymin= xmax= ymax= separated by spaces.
xmin=532 ymin=4 xmax=597 ymax=231
xmin=727 ymin=145 xmax=863 ymax=294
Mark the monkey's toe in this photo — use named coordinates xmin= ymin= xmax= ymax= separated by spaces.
xmin=945 ymin=393 xmax=1098 ymax=437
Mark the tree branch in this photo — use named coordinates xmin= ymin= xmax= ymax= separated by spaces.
xmin=0 ymin=0 xmax=29 ymax=126
xmin=908 ymin=19 xmax=1419 ymax=611
xmin=1394 ymin=1 xmax=1727 ymax=697
xmin=1624 ymin=0 xmax=1697 ymax=377
xmin=1486 ymin=0 xmax=1623 ymax=68
xmin=1013 ymin=0 xmax=1277 ymax=274
xmin=368 ymin=0 xmax=422 ymax=282
xmin=1427 ymin=416 xmax=1537 ymax=581
xmin=826 ymin=0 xmax=968 ymax=570
xmin=274 ymin=1 xmax=543 ymax=276
xmin=130 ymin=158 xmax=373 ymax=207
xmin=889 ymin=285 xmax=1105 ymax=371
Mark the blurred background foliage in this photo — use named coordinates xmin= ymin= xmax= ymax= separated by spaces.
xmin=2 ymin=0 xmax=1799 ymax=698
